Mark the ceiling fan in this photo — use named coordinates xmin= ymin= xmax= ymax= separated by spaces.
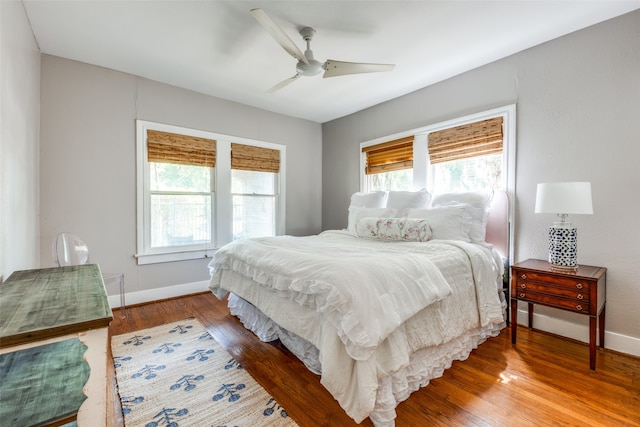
xmin=251 ymin=8 xmax=395 ymax=93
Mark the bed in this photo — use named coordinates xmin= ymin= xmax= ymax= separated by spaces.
xmin=208 ymin=189 xmax=510 ymax=427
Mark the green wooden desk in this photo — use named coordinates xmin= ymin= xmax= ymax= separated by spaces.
xmin=0 ymin=264 xmax=113 ymax=426
xmin=0 ymin=264 xmax=113 ymax=347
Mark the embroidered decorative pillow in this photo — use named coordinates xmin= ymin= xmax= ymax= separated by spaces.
xmin=356 ymin=217 xmax=432 ymax=242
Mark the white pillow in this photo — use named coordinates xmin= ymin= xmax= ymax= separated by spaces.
xmin=347 ymin=207 xmax=398 ymax=233
xmin=349 ymin=191 xmax=388 ymax=208
xmin=355 ymin=217 xmax=432 ymax=242
xmin=406 ymin=205 xmax=472 ymax=242
xmin=386 ymin=189 xmax=431 ymax=211
xmin=431 ymin=190 xmax=493 ymax=243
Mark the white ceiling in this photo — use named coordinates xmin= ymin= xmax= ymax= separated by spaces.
xmin=23 ymin=1 xmax=640 ymax=123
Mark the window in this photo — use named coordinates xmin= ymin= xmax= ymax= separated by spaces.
xmin=428 ymin=117 xmax=504 ymax=193
xmin=149 ymin=162 xmax=213 ymax=247
xmin=146 ymin=130 xmax=215 ymax=251
xmin=136 ymin=121 xmax=285 ymax=264
xmin=360 ymin=105 xmax=515 ymax=195
xmin=430 ymin=153 xmax=502 ymax=193
xmin=362 ymin=136 xmax=414 ymax=191
xmin=367 ymin=169 xmax=413 ymax=191
xmin=231 ymin=143 xmax=280 ymax=240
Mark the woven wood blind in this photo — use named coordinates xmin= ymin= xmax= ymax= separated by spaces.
xmin=147 ymin=130 xmax=216 ymax=168
xmin=428 ymin=117 xmax=503 ymax=165
xmin=362 ymin=136 xmax=414 ymax=175
xmin=231 ymin=143 xmax=280 ymax=173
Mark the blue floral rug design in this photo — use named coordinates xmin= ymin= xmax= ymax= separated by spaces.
xmin=111 ymin=318 xmax=298 ymax=426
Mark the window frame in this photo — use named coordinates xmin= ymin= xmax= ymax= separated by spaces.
xmin=136 ymin=120 xmax=286 ymax=265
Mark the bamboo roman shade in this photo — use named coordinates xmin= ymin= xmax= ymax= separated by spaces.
xmin=231 ymin=143 xmax=280 ymax=173
xmin=362 ymin=136 xmax=414 ymax=175
xmin=428 ymin=117 xmax=503 ymax=165
xmin=147 ymin=130 xmax=216 ymax=168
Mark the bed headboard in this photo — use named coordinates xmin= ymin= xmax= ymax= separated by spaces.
xmin=485 ymin=189 xmax=510 ymax=260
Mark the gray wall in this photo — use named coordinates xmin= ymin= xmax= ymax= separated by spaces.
xmin=322 ymin=11 xmax=640 ymax=350
xmin=38 ymin=56 xmax=322 ymax=297
xmin=0 ymin=1 xmax=41 ymax=281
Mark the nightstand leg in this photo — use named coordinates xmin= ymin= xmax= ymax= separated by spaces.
xmin=511 ymin=299 xmax=518 ymax=344
xmin=527 ymin=302 xmax=534 ymax=329
xmin=589 ymin=316 xmax=596 ymax=370
xmin=599 ymin=304 xmax=606 ymax=348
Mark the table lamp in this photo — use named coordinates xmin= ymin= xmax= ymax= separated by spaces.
xmin=535 ymin=182 xmax=593 ymax=269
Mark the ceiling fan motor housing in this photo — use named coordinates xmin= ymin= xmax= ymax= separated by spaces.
xmin=296 ymin=26 xmax=323 ymax=76
xmin=296 ymin=58 xmax=323 ymax=76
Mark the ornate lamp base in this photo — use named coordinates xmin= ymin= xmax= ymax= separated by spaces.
xmin=548 ymin=222 xmax=578 ymax=270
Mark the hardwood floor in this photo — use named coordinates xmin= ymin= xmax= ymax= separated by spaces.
xmin=107 ymin=293 xmax=640 ymax=427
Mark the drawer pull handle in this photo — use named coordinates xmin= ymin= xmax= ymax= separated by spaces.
xmin=520 ymin=274 xmax=527 ymax=280
xmin=576 ymin=283 xmax=583 ymax=289
xmin=576 ymin=304 xmax=583 ymax=311
xmin=520 ymin=284 xmax=526 ymax=289
xmin=577 ymin=294 xmax=584 ymax=300
xmin=519 ymin=293 xmax=526 ymax=298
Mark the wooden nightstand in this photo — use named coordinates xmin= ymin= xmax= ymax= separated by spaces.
xmin=510 ymin=259 xmax=606 ymax=370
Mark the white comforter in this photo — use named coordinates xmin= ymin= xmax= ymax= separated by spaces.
xmin=208 ymin=230 xmax=504 ymax=424
xmin=210 ymin=231 xmax=453 ymax=360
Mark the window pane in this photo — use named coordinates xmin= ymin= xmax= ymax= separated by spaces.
xmin=231 ymin=169 xmax=275 ymax=194
xmin=150 ymin=194 xmax=211 ymax=247
xmin=233 ymin=195 xmax=274 ymax=240
xmin=432 ymin=153 xmax=502 ymax=193
xmin=367 ymin=169 xmax=413 ymax=191
xmin=150 ymin=162 xmax=210 ymax=192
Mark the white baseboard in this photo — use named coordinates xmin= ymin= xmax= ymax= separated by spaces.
xmin=107 ymin=280 xmax=210 ymax=309
xmin=514 ymin=308 xmax=640 ymax=358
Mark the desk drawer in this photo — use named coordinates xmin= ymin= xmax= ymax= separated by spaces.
xmin=514 ymin=290 xmax=590 ymax=314
xmin=513 ymin=279 xmax=589 ymax=302
xmin=514 ymin=270 xmax=592 ymax=291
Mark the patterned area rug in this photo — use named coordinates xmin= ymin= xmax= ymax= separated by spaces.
xmin=111 ymin=318 xmax=299 ymax=426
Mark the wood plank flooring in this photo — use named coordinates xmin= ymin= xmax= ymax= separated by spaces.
xmin=107 ymin=293 xmax=640 ymax=427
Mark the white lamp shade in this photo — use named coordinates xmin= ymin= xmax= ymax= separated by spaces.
xmin=535 ymin=182 xmax=593 ymax=215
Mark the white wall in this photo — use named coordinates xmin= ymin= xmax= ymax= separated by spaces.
xmin=322 ymin=11 xmax=640 ymax=355
xmin=0 ymin=1 xmax=41 ymax=281
xmin=39 ymin=56 xmax=322 ymax=301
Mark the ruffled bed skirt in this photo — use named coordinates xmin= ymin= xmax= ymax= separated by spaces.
xmin=228 ymin=293 xmax=504 ymax=427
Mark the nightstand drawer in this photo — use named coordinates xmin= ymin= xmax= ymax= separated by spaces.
xmin=514 ymin=290 xmax=590 ymax=313
xmin=513 ymin=279 xmax=589 ymax=302
xmin=514 ymin=270 xmax=592 ymax=291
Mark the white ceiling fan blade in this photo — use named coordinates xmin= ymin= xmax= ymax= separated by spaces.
xmin=323 ymin=60 xmax=395 ymax=78
xmin=267 ymin=74 xmax=301 ymax=93
xmin=250 ymin=8 xmax=309 ymax=65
